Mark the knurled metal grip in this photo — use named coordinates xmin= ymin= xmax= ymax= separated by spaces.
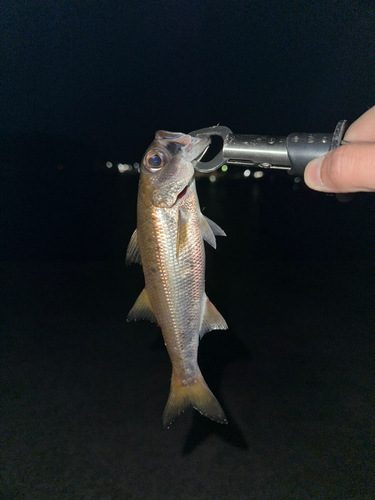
xmin=286 ymin=120 xmax=349 ymax=176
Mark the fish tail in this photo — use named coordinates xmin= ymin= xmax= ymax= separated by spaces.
xmin=162 ymin=370 xmax=227 ymax=428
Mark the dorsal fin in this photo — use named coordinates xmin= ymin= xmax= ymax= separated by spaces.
xmin=199 ymin=214 xmax=226 ymax=249
xmin=126 ymin=229 xmax=141 ymax=265
xmin=199 ymin=294 xmax=228 ymax=338
xmin=205 ymin=215 xmax=226 ymax=237
xmin=127 ymin=288 xmax=157 ymax=324
xmin=199 ymin=213 xmax=216 ymax=248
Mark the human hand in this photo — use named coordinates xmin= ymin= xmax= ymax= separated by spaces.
xmin=304 ymin=106 xmax=375 ymax=193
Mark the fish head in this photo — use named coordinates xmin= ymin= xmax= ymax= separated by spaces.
xmin=139 ymin=131 xmax=210 ymax=208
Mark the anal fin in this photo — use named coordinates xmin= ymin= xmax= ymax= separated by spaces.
xmin=199 ymin=294 xmax=228 ymax=338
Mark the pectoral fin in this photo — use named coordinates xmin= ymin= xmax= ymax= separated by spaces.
xmin=199 ymin=294 xmax=228 ymax=338
xmin=127 ymin=288 xmax=157 ymax=324
xmin=126 ymin=229 xmax=141 ymax=265
xmin=199 ymin=213 xmax=226 ymax=249
xmin=177 ymin=209 xmax=189 ymax=260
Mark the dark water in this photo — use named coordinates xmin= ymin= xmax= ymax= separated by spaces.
xmin=1 ymin=171 xmax=375 ymax=499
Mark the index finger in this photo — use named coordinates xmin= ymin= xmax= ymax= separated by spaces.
xmin=344 ymin=105 xmax=375 ymax=142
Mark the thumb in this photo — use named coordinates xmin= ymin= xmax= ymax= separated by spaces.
xmin=304 ymin=143 xmax=375 ymax=193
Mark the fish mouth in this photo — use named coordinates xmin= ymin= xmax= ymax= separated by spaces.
xmin=175 ymin=177 xmax=194 ymax=204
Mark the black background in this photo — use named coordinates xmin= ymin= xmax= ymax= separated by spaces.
xmin=1 ymin=1 xmax=375 ymax=499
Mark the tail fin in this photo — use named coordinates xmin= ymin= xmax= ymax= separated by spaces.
xmin=162 ymin=370 xmax=227 ymax=428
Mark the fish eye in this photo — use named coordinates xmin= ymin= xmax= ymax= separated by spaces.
xmin=148 ymin=154 xmax=162 ymax=167
xmin=144 ymin=151 xmax=164 ymax=172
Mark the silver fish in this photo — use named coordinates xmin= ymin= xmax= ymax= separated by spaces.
xmin=126 ymin=130 xmax=228 ymax=428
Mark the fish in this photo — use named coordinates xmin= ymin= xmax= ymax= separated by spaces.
xmin=126 ymin=130 xmax=228 ymax=428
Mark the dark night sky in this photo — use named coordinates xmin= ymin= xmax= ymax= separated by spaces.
xmin=1 ymin=0 xmax=375 ymax=161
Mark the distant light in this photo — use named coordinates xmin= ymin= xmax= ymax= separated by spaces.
xmin=254 ymin=171 xmax=264 ymax=179
xmin=243 ymin=169 xmax=251 ymax=177
xmin=221 ymin=164 xmax=228 ymax=172
xmin=118 ymin=163 xmax=131 ymax=173
xmin=209 ymin=174 xmax=216 ymax=183
xmin=106 ymin=161 xmax=113 ymax=169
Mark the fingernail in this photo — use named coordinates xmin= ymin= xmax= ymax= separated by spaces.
xmin=304 ymin=156 xmax=326 ymax=191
